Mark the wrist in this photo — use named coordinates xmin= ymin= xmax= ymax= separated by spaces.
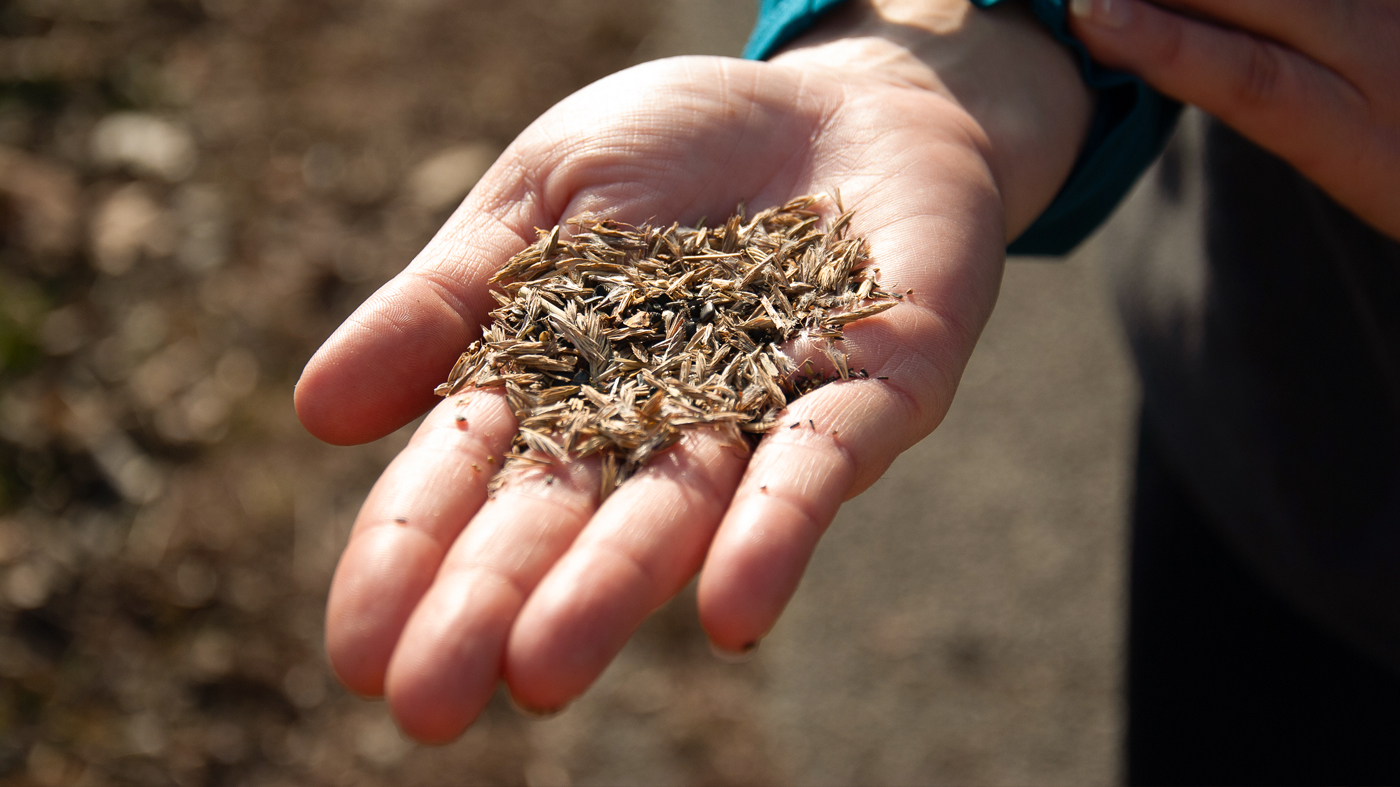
xmin=770 ymin=0 xmax=1092 ymax=240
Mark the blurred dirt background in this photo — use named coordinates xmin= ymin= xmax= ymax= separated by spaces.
xmin=0 ymin=0 xmax=1137 ymax=784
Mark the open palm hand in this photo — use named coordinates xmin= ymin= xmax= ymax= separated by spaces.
xmin=296 ymin=15 xmax=1085 ymax=742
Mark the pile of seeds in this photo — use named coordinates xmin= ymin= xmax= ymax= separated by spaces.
xmin=435 ymin=195 xmax=900 ymax=498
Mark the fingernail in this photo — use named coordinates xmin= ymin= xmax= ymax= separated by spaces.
xmin=1071 ymin=0 xmax=1131 ymax=28
xmin=709 ymin=639 xmax=759 ymax=664
xmin=508 ymin=694 xmax=567 ymax=719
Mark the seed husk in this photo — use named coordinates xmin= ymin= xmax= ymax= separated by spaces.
xmin=435 ymin=195 xmax=899 ymax=499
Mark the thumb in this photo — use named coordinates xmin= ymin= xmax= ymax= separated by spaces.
xmin=294 ymin=157 xmax=549 ymax=445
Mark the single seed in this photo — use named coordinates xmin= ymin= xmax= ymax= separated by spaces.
xmin=393 ymin=517 xmax=408 ymax=525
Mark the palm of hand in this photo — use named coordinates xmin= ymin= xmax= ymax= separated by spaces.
xmin=296 ymin=55 xmax=1005 ymax=742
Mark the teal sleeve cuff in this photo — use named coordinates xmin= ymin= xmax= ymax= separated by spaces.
xmin=744 ymin=0 xmax=1182 ymax=255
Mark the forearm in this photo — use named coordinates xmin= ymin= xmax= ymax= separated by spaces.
xmin=771 ymin=0 xmax=1092 ymax=241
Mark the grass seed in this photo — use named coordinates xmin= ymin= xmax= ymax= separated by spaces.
xmin=435 ymin=195 xmax=898 ymax=499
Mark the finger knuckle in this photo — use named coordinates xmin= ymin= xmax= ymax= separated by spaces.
xmin=1230 ymin=43 xmax=1286 ymax=110
xmin=1148 ymin=19 xmax=1188 ymax=75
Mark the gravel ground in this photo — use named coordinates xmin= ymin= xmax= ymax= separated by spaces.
xmin=0 ymin=0 xmax=1137 ymax=784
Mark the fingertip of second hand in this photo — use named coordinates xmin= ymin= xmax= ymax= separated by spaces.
xmin=1069 ymin=0 xmax=1131 ymax=29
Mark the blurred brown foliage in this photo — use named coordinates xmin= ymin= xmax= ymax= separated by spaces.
xmin=0 ymin=1 xmax=780 ymax=785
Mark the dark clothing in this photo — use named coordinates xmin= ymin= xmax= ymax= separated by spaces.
xmin=1126 ymin=413 xmax=1400 ymax=784
xmin=1108 ymin=110 xmax=1400 ymax=782
xmin=1106 ymin=110 xmax=1400 ymax=674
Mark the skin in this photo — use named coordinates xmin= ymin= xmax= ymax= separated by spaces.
xmin=296 ymin=0 xmax=1091 ymax=743
xmin=1069 ymin=0 xmax=1400 ymax=241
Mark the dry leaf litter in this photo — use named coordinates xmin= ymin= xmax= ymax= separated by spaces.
xmin=436 ymin=195 xmax=901 ymax=498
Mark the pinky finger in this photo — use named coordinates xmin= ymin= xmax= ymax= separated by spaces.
xmin=696 ymin=378 xmax=920 ymax=655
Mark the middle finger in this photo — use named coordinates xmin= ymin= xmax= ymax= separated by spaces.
xmin=503 ymin=428 xmax=749 ymax=712
xmin=385 ymin=451 xmax=602 ymax=742
xmin=324 ymin=391 xmax=515 ymax=697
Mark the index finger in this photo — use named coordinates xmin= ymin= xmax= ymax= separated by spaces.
xmin=1069 ymin=0 xmax=1369 ymax=171
xmin=1146 ymin=0 xmax=1358 ymax=71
